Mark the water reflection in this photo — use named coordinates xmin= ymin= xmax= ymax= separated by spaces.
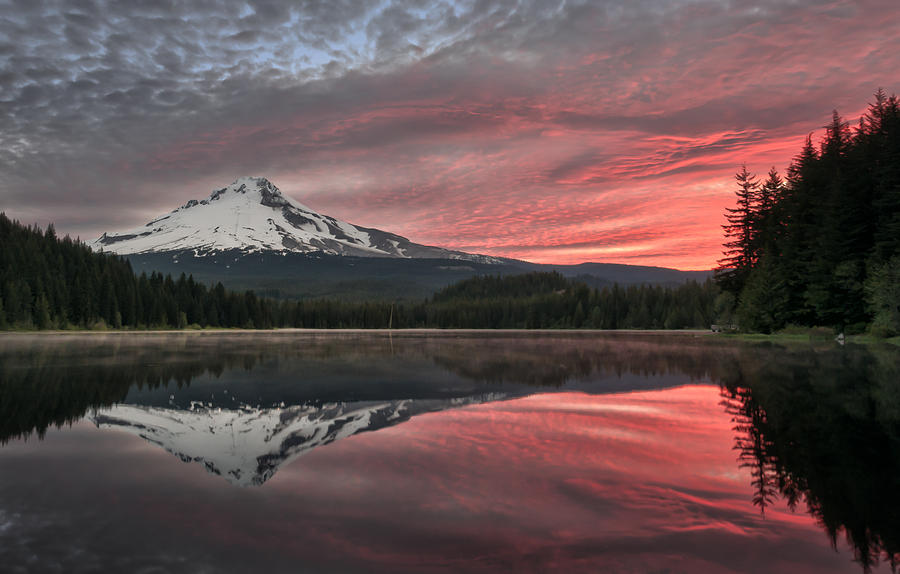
xmin=2 ymin=333 xmax=723 ymax=487
xmin=1 ymin=332 xmax=898 ymax=573
xmin=1 ymin=332 xmax=726 ymax=444
xmin=720 ymin=344 xmax=900 ymax=573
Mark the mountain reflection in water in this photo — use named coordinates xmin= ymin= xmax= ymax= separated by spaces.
xmin=0 ymin=332 xmax=897 ymax=573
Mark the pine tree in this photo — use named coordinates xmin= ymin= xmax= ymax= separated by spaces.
xmin=868 ymin=91 xmax=900 ymax=264
xmin=738 ymin=257 xmax=789 ymax=333
xmin=34 ymin=294 xmax=52 ymax=329
xmin=717 ymin=165 xmax=760 ymax=296
xmin=754 ymin=167 xmax=783 ymax=261
xmin=865 ymin=255 xmax=900 ymax=337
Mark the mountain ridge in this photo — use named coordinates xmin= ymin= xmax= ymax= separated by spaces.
xmin=124 ymin=249 xmax=711 ymax=300
xmin=91 ymin=176 xmax=502 ymax=264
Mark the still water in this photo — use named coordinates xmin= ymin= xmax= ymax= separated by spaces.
xmin=0 ymin=332 xmax=898 ymax=573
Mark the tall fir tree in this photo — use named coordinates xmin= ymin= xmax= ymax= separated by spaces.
xmin=716 ymin=165 xmax=760 ymax=296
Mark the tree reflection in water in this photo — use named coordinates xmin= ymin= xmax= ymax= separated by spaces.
xmin=720 ymin=344 xmax=900 ymax=573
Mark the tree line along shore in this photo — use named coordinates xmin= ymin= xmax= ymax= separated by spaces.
xmin=715 ymin=89 xmax=900 ymax=337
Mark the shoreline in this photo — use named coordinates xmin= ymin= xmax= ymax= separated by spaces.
xmin=0 ymin=328 xmax=714 ymax=336
xmin=2 ymin=328 xmax=894 ymax=346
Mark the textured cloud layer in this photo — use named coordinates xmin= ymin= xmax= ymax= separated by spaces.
xmin=2 ymin=0 xmax=899 ymax=268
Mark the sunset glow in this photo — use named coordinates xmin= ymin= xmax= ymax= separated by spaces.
xmin=3 ymin=1 xmax=899 ymax=268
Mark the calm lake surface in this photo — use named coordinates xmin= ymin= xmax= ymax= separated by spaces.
xmin=1 ymin=332 xmax=898 ymax=573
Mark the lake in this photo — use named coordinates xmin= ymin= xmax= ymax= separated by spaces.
xmin=1 ymin=332 xmax=897 ymax=573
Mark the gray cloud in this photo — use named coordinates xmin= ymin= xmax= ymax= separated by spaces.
xmin=0 ymin=0 xmax=898 ymax=265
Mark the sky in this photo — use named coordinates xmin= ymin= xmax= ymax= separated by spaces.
xmin=2 ymin=0 xmax=899 ymax=270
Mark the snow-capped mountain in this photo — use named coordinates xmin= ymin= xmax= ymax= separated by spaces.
xmin=90 ymin=176 xmax=500 ymax=262
xmin=90 ymin=394 xmax=508 ymax=487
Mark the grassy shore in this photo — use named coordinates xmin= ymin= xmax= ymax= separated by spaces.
xmin=715 ymin=331 xmax=900 ymax=346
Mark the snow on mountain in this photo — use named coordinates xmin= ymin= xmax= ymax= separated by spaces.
xmin=89 ymin=394 xmax=508 ymax=487
xmin=90 ymin=176 xmax=500 ymax=262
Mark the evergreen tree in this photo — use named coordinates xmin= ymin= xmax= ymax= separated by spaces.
xmin=865 ymin=256 xmax=900 ymax=337
xmin=34 ymin=294 xmax=52 ymax=330
xmin=717 ymin=165 xmax=760 ymax=295
xmin=754 ymin=167 xmax=783 ymax=261
xmin=737 ymin=257 xmax=789 ymax=334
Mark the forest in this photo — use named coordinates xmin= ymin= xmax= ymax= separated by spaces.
xmin=717 ymin=89 xmax=900 ymax=336
xmin=0 ymin=212 xmax=716 ymax=330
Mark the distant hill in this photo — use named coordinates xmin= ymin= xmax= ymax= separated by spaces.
xmin=125 ymin=250 xmax=711 ymax=300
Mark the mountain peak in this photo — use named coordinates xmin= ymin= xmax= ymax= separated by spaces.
xmin=207 ymin=176 xmax=292 ymax=208
xmin=224 ymin=176 xmax=276 ymax=192
xmin=234 ymin=175 xmax=270 ymax=186
xmin=90 ymin=177 xmax=502 ymax=263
